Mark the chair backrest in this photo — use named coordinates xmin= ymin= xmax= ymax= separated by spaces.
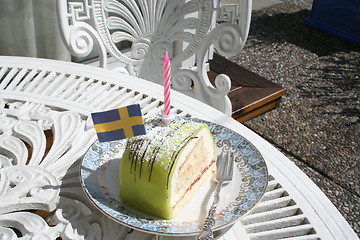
xmin=56 ymin=0 xmax=252 ymax=115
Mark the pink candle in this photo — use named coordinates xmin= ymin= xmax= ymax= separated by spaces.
xmin=163 ymin=51 xmax=171 ymax=116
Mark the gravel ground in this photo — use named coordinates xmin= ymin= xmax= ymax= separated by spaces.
xmin=229 ymin=0 xmax=360 ymax=236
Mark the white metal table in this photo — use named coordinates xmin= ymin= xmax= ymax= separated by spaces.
xmin=0 ymin=56 xmax=357 ymax=240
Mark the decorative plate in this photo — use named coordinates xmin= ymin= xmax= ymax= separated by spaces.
xmin=80 ymin=117 xmax=268 ymax=236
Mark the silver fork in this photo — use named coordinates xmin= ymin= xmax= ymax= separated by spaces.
xmin=196 ymin=151 xmax=234 ymax=240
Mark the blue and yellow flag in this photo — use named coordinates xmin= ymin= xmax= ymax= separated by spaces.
xmin=91 ymin=104 xmax=146 ymax=142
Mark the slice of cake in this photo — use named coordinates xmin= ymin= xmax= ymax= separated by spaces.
xmin=119 ymin=118 xmax=216 ymax=219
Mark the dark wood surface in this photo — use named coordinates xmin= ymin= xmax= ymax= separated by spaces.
xmin=208 ymin=54 xmax=287 ymax=122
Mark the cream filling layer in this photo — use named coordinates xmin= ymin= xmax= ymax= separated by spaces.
xmin=170 ymin=127 xmax=216 ymax=211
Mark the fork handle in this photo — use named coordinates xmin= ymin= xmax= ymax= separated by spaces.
xmin=196 ymin=182 xmax=223 ymax=240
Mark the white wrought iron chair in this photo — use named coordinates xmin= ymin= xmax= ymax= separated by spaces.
xmin=56 ymin=0 xmax=252 ymax=115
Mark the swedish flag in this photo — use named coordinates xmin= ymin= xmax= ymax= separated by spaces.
xmin=91 ymin=104 xmax=146 ymax=142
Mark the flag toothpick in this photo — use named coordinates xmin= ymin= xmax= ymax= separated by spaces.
xmin=91 ymin=104 xmax=146 ymax=142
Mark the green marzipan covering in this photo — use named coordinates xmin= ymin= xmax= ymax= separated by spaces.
xmin=120 ymin=119 xmax=212 ymax=219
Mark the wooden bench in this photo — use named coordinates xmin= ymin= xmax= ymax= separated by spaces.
xmin=209 ymin=54 xmax=287 ymax=122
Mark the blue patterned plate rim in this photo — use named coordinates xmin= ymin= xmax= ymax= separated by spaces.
xmin=80 ymin=116 xmax=268 ymax=236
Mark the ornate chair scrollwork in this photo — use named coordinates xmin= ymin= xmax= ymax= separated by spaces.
xmin=57 ymin=0 xmax=252 ymax=115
